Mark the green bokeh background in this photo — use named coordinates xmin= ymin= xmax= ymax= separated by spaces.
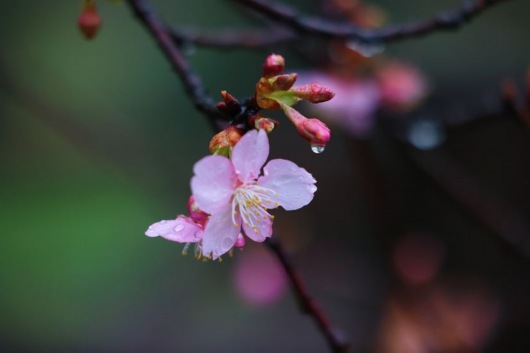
xmin=0 ymin=0 xmax=529 ymax=351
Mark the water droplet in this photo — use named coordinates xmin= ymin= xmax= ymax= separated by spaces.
xmin=346 ymin=41 xmax=385 ymax=58
xmin=174 ymin=224 xmax=184 ymax=232
xmin=160 ymin=220 xmax=167 ymax=224
xmin=310 ymin=144 xmax=325 ymax=154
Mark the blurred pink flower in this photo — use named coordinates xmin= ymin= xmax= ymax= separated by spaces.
xmin=190 ymin=129 xmax=317 ymax=259
xmin=297 ymin=71 xmax=381 ymax=136
xmin=376 ymin=61 xmax=428 ymax=111
xmin=393 ymin=233 xmax=445 ymax=285
xmin=233 ymin=244 xmax=287 ymax=306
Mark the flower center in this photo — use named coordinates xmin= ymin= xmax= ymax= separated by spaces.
xmin=232 ymin=184 xmax=278 ymax=235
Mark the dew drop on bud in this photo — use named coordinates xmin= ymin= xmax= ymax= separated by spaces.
xmin=310 ymin=144 xmax=325 ymax=154
xmin=174 ymin=224 xmax=184 ymax=233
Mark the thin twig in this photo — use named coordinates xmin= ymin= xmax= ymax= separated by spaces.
xmin=233 ymin=0 xmax=512 ymax=44
xmin=126 ymin=1 xmax=344 ymax=351
xmin=265 ymin=238 xmax=349 ymax=353
xmin=126 ymin=0 xmax=220 ymax=126
xmin=170 ymin=27 xmax=296 ymax=49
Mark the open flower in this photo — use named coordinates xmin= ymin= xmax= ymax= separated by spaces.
xmin=191 ymin=129 xmax=317 ymax=260
xmin=145 ymin=196 xmax=246 ymax=259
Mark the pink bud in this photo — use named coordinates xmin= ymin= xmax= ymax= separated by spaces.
xmin=263 ymin=54 xmax=285 ymax=78
xmin=298 ymin=119 xmax=331 ymax=149
xmin=279 ymin=102 xmax=331 ymax=149
xmin=78 ymin=0 xmax=101 ymax=40
xmin=292 ymin=82 xmax=335 ymax=103
xmin=187 ymin=196 xmax=208 ymax=225
xmin=234 ymin=233 xmax=246 ymax=248
xmin=220 ymin=91 xmax=241 ymax=115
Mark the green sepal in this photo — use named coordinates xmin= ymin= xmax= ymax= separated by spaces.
xmin=264 ymin=90 xmax=300 ymax=107
xmin=212 ymin=145 xmax=231 ymax=158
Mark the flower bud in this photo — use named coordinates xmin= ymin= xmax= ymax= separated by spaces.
xmin=292 ymin=82 xmax=335 ymax=103
xmin=187 ymin=196 xmax=208 ymax=225
xmin=270 ymin=73 xmax=298 ymax=91
xmin=234 ymin=233 xmax=246 ymax=248
xmin=78 ymin=0 xmax=101 ymax=40
xmin=220 ymin=91 xmax=241 ymax=115
xmin=255 ymin=78 xmax=280 ymax=110
xmin=248 ymin=115 xmax=278 ymax=133
xmin=280 ymin=102 xmax=330 ymax=149
xmin=209 ymin=125 xmax=245 ymax=156
xmin=263 ymin=54 xmax=285 ymax=78
xmin=298 ymin=119 xmax=331 ymax=150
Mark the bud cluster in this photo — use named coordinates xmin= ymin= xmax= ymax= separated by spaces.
xmin=256 ymin=54 xmax=334 ymax=150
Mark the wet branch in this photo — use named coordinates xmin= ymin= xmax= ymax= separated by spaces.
xmin=170 ymin=27 xmax=296 ymax=49
xmin=266 ymin=238 xmax=349 ymax=353
xmin=126 ymin=0 xmax=346 ymax=351
xmin=126 ymin=0 xmax=220 ymax=125
xmin=233 ymin=0 xmax=512 ymax=44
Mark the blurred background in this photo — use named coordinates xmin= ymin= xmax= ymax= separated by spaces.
xmin=1 ymin=0 xmax=529 ymax=351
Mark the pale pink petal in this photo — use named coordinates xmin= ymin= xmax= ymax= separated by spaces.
xmin=202 ymin=204 xmax=241 ymax=260
xmin=145 ymin=216 xmax=203 ymax=243
xmin=242 ymin=211 xmax=273 ymax=242
xmin=258 ymin=159 xmax=317 ymax=211
xmin=231 ymin=129 xmax=269 ymax=183
xmin=191 ymin=155 xmax=237 ymax=214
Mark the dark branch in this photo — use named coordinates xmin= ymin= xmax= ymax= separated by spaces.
xmin=266 ymin=238 xmax=349 ymax=353
xmin=126 ymin=0 xmax=220 ymax=124
xmin=170 ymin=27 xmax=296 ymax=49
xmin=408 ymin=147 xmax=530 ymax=261
xmin=126 ymin=1 xmax=343 ymax=351
xmin=233 ymin=0 xmax=512 ymax=44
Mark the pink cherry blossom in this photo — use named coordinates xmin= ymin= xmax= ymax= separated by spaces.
xmin=191 ymin=129 xmax=317 ymax=260
xmin=146 ymin=196 xmax=246 ymax=259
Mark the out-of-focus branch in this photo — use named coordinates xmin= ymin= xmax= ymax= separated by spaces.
xmin=170 ymin=27 xmax=296 ymax=49
xmin=126 ymin=0 xmax=261 ymax=129
xmin=408 ymin=146 xmax=530 ymax=260
xmin=233 ymin=0 xmax=511 ymax=44
xmin=126 ymin=0 xmax=220 ymax=125
xmin=266 ymin=238 xmax=349 ymax=353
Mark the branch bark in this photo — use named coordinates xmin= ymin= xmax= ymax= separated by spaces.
xmin=266 ymin=238 xmax=349 ymax=353
xmin=233 ymin=0 xmax=512 ymax=44
xmin=170 ymin=27 xmax=296 ymax=49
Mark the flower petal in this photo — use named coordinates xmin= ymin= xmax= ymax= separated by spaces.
xmin=191 ymin=155 xmax=237 ymax=214
xmin=242 ymin=211 xmax=273 ymax=242
xmin=257 ymin=159 xmax=317 ymax=211
xmin=202 ymin=204 xmax=241 ymax=260
xmin=145 ymin=216 xmax=203 ymax=243
xmin=231 ymin=129 xmax=269 ymax=183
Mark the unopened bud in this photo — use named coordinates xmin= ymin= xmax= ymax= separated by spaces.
xmin=248 ymin=115 xmax=278 ymax=133
xmin=220 ymin=91 xmax=241 ymax=115
xmin=270 ymin=73 xmax=298 ymax=91
xmin=292 ymin=82 xmax=335 ymax=103
xmin=263 ymin=54 xmax=285 ymax=78
xmin=187 ymin=196 xmax=208 ymax=225
xmin=280 ymin=102 xmax=330 ymax=149
xmin=209 ymin=126 xmax=245 ymax=156
xmin=298 ymin=119 xmax=331 ymax=149
xmin=78 ymin=0 xmax=101 ymax=40
xmin=234 ymin=233 xmax=245 ymax=248
xmin=255 ymin=77 xmax=280 ymax=110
